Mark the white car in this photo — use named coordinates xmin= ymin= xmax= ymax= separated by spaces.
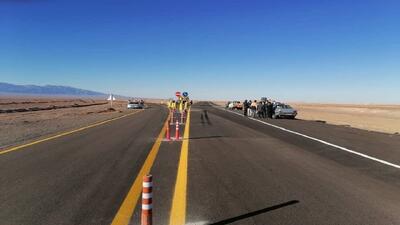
xmin=273 ymin=104 xmax=297 ymax=119
xmin=228 ymin=101 xmax=243 ymax=110
xmin=127 ymin=101 xmax=144 ymax=109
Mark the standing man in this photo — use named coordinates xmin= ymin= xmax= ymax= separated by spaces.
xmin=257 ymin=101 xmax=263 ymax=118
xmin=262 ymin=101 xmax=267 ymax=118
xmin=243 ymin=100 xmax=248 ymax=116
xmin=267 ymin=100 xmax=273 ymax=118
xmin=251 ymin=100 xmax=257 ymax=118
xmin=178 ymin=99 xmax=183 ymax=112
xmin=247 ymin=100 xmax=252 ymax=117
xmin=171 ymin=100 xmax=176 ymax=111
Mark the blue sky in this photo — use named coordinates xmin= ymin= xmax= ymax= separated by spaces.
xmin=1 ymin=0 xmax=399 ymax=103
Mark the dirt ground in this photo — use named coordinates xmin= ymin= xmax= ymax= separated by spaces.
xmin=291 ymin=103 xmax=400 ymax=134
xmin=0 ymin=97 xmax=100 ymax=108
xmin=213 ymin=101 xmax=400 ymax=134
xmin=0 ymin=97 xmax=145 ymax=150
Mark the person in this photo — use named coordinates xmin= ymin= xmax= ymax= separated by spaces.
xmin=243 ymin=100 xmax=248 ymax=116
xmin=247 ymin=100 xmax=252 ymax=116
xmin=167 ymin=100 xmax=172 ymax=109
xmin=177 ymin=100 xmax=183 ymax=112
xmin=257 ymin=101 xmax=263 ymax=118
xmin=171 ymin=100 xmax=176 ymax=111
xmin=262 ymin=101 xmax=267 ymax=118
xmin=250 ymin=100 xmax=257 ymax=118
xmin=267 ymin=101 xmax=273 ymax=118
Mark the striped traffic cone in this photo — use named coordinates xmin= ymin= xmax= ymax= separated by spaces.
xmin=141 ymin=175 xmax=153 ymax=225
xmin=175 ymin=120 xmax=180 ymax=140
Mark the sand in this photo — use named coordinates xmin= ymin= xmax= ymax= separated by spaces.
xmin=0 ymin=97 xmax=144 ymax=150
xmin=291 ymin=103 xmax=400 ymax=134
xmin=213 ymin=101 xmax=400 ymax=134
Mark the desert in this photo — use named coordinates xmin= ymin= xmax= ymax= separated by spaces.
xmin=213 ymin=101 xmax=400 ymax=135
xmin=291 ymin=103 xmax=400 ymax=135
xmin=0 ymin=96 xmax=142 ymax=150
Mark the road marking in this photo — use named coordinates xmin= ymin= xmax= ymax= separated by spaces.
xmin=219 ymin=107 xmax=400 ymax=170
xmin=0 ymin=110 xmax=143 ymax=156
xmin=110 ymin=117 xmax=167 ymax=225
xmin=169 ymin=109 xmax=191 ymax=225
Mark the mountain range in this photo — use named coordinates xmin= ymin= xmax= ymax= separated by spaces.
xmin=0 ymin=82 xmax=106 ymax=96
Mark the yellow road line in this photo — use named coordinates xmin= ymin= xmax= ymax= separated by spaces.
xmin=169 ymin=109 xmax=191 ymax=225
xmin=110 ymin=118 xmax=167 ymax=225
xmin=0 ymin=110 xmax=143 ymax=156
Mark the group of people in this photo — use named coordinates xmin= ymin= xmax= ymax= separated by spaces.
xmin=167 ymin=99 xmax=192 ymax=112
xmin=243 ymin=100 xmax=274 ymax=118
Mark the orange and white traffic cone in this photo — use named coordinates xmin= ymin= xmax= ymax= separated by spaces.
xmin=175 ymin=120 xmax=180 ymax=140
xmin=180 ymin=111 xmax=185 ymax=124
xmin=166 ymin=120 xmax=171 ymax=141
xmin=141 ymin=175 xmax=153 ymax=225
xmin=170 ymin=110 xmax=174 ymax=124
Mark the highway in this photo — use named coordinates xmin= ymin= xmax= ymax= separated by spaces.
xmin=1 ymin=102 xmax=400 ymax=225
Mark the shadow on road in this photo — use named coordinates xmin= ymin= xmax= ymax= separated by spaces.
xmin=189 ymin=135 xmax=224 ymax=140
xmin=208 ymin=200 xmax=300 ymax=225
xmin=203 ymin=110 xmax=212 ymax=125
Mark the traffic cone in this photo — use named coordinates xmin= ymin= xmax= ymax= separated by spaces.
xmin=180 ymin=111 xmax=185 ymax=124
xmin=175 ymin=120 xmax=180 ymax=140
xmin=170 ymin=110 xmax=175 ymax=125
xmin=166 ymin=120 xmax=171 ymax=141
xmin=141 ymin=175 xmax=153 ymax=225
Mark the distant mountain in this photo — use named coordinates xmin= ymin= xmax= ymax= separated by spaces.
xmin=0 ymin=82 xmax=106 ymax=96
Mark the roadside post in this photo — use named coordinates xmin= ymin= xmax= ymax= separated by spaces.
xmin=141 ymin=175 xmax=153 ymax=225
xmin=181 ymin=110 xmax=185 ymax=124
xmin=166 ymin=119 xmax=171 ymax=141
xmin=107 ymin=94 xmax=116 ymax=108
xmin=175 ymin=120 xmax=180 ymax=140
xmin=170 ymin=109 xmax=174 ymax=124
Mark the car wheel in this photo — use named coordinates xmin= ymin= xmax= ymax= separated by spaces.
xmin=272 ymin=114 xmax=278 ymax=119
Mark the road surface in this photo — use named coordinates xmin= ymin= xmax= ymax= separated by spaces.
xmin=1 ymin=102 xmax=400 ymax=225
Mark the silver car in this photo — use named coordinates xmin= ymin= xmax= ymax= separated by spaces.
xmin=273 ymin=104 xmax=297 ymax=119
xmin=127 ymin=101 xmax=144 ymax=109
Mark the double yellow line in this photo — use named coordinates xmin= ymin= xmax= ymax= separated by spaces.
xmin=169 ymin=109 xmax=191 ymax=225
xmin=1 ymin=105 xmax=192 ymax=225
xmin=112 ymin=109 xmax=191 ymax=225
xmin=111 ymin=119 xmax=167 ymax=225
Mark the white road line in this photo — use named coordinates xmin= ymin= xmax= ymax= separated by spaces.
xmin=217 ymin=106 xmax=400 ymax=170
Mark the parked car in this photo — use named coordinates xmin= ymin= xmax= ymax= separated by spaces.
xmin=228 ymin=101 xmax=243 ymax=110
xmin=234 ymin=101 xmax=243 ymax=110
xmin=127 ymin=100 xmax=144 ymax=109
xmin=273 ymin=103 xmax=297 ymax=119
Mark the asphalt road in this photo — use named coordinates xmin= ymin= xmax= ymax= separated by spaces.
xmin=1 ymin=102 xmax=400 ymax=225
xmin=185 ymin=102 xmax=400 ymax=225
xmin=0 ymin=104 xmax=168 ymax=225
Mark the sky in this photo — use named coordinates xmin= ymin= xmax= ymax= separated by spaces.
xmin=1 ymin=0 xmax=399 ymax=103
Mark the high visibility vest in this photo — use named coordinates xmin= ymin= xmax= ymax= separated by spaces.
xmin=184 ymin=101 xmax=188 ymax=110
